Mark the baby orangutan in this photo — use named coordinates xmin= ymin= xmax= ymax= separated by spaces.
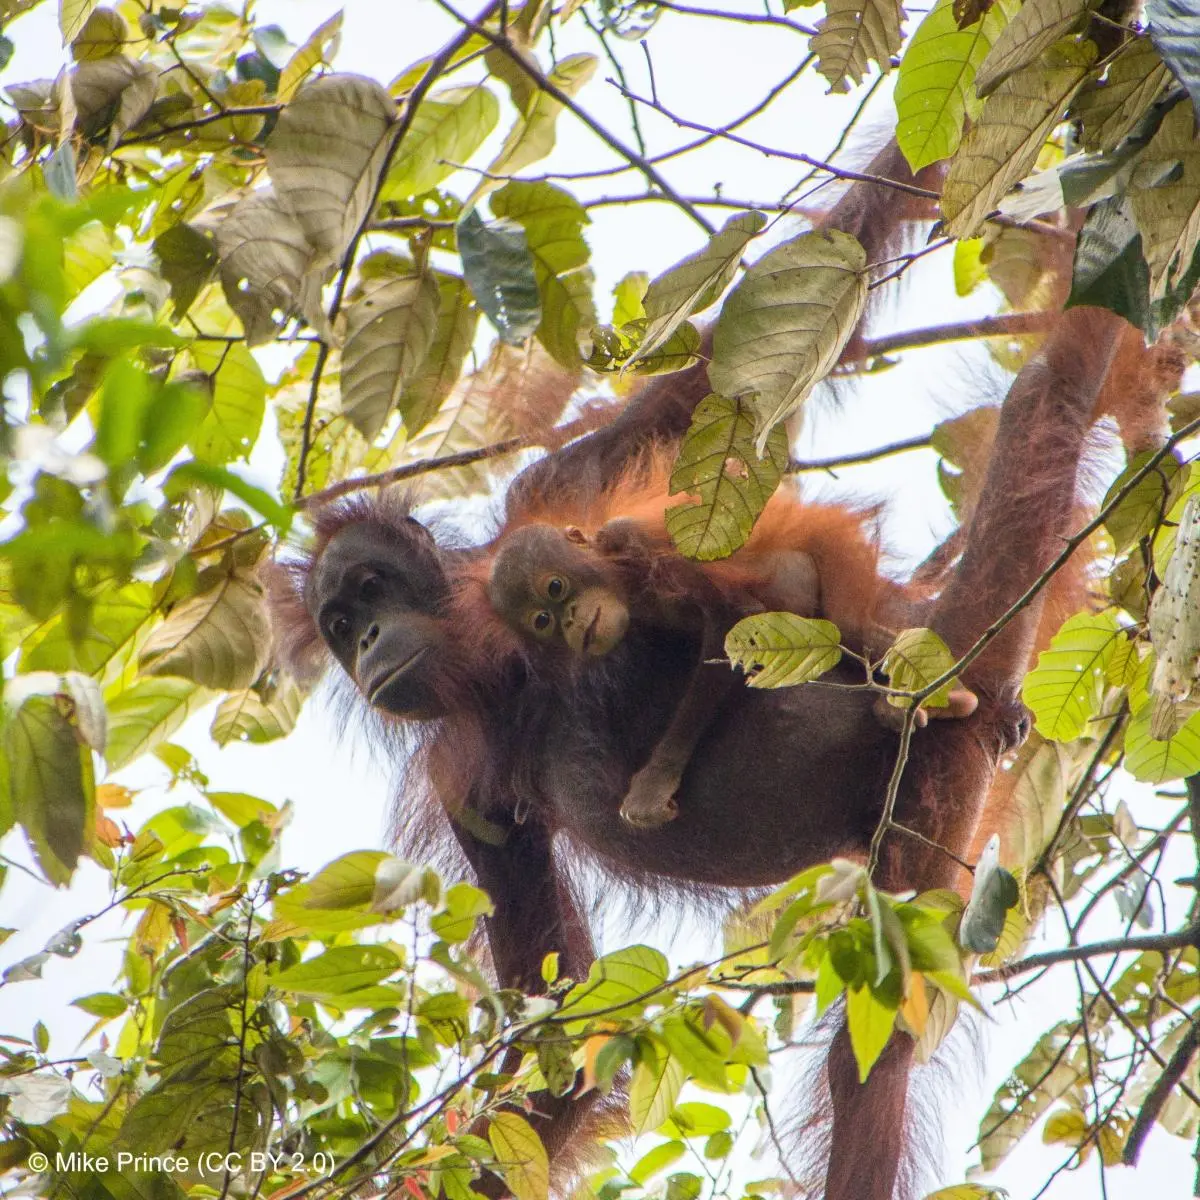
xmin=485 ymin=497 xmax=979 ymax=829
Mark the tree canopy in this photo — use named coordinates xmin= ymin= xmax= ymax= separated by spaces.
xmin=1 ymin=1 xmax=1200 ymax=1199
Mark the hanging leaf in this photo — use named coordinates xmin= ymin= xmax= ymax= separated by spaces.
xmin=974 ymin=0 xmax=1093 ymax=97
xmin=1075 ymin=36 xmax=1173 ymax=153
xmin=625 ymin=211 xmax=765 ymax=372
xmin=457 ymin=207 xmax=542 ymax=344
xmin=340 ymin=268 xmax=441 ymax=438
xmin=1022 ymin=610 xmax=1122 ymax=741
xmin=812 ymin=0 xmax=903 ymax=93
xmin=664 ymin=394 xmax=787 ymax=560
xmin=211 ymin=673 xmax=305 ymax=746
xmin=895 ymin=0 xmax=1017 ymax=170
xmin=725 ymin=613 xmax=843 ymax=687
xmin=139 ymin=567 xmax=272 ymax=691
xmin=384 ymin=85 xmax=499 ymax=201
xmin=959 ymin=835 xmax=1020 ymax=952
xmin=184 ymin=340 xmax=267 ymax=464
xmin=1129 ymin=98 xmax=1200 ymax=302
xmin=277 ymin=11 xmax=343 ymax=103
xmin=845 ymin=984 xmax=898 ymax=1081
xmin=266 ymin=74 xmax=397 ymax=265
xmin=881 ymin=627 xmax=961 ymax=710
xmin=488 ymin=1112 xmax=550 ymax=1200
xmin=941 ymin=43 xmax=1094 ymax=238
xmin=490 ymin=181 xmax=595 ymax=368
xmin=709 ymin=228 xmax=868 ymax=453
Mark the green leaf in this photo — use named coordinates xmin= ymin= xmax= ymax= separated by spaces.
xmin=660 ymin=1102 xmax=731 ymax=1138
xmin=184 ymin=341 xmax=267 ymax=464
xmin=139 ymin=567 xmax=271 ymax=690
xmin=1103 ymin=449 xmax=1186 ymax=552
xmin=104 ymin=676 xmax=213 ymax=769
xmin=490 ymin=180 xmax=596 ymax=369
xmin=431 ymin=881 xmax=494 ymax=943
xmin=881 ymin=627 xmax=961 ymax=710
xmin=941 ymin=43 xmax=1095 ymax=238
xmin=626 ymin=212 xmax=765 ymax=372
xmin=20 ymin=582 xmax=153 ymax=675
xmin=1147 ymin=0 xmax=1200 ymax=126
xmin=488 ymin=1112 xmax=549 ymax=1200
xmin=5 ymin=689 xmax=95 ymax=886
xmin=277 ymin=11 xmax=344 ymax=102
xmin=710 ymin=229 xmax=868 ymax=452
xmin=385 ymin=85 xmax=499 ymax=200
xmin=210 ymin=674 xmax=304 ymax=746
xmin=664 ymin=394 xmax=787 ymax=560
xmin=272 ymin=945 xmax=401 ymax=997
xmin=725 ymin=613 xmax=843 ymax=688
xmin=975 ymin=0 xmax=1092 ymax=97
xmin=1124 ymin=702 xmax=1200 ymax=782
xmin=1021 ymin=610 xmax=1122 ymax=741
xmin=483 ymin=53 xmax=597 ymax=181
xmin=630 ymin=1043 xmax=686 ymax=1134
xmin=630 ymin=1141 xmax=686 ymax=1184
xmin=167 ymin=462 xmax=292 ymax=534
xmin=72 ymin=992 xmax=128 ymax=1018
xmin=845 ymin=984 xmax=898 ymax=1082
xmin=895 ymin=0 xmax=1018 ymax=170
xmin=560 ymin=945 xmax=671 ymax=1021
xmin=341 ymin=268 xmax=441 ymax=438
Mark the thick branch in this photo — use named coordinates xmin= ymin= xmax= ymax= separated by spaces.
xmin=1123 ymin=1013 xmax=1200 ymax=1166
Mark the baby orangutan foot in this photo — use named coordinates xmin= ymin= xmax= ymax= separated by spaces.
xmin=619 ymin=765 xmax=682 ymax=829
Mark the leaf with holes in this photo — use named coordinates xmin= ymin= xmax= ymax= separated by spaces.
xmin=341 ymin=269 xmax=441 ymax=438
xmin=895 ymin=0 xmax=1017 ymax=171
xmin=975 ymin=0 xmax=1093 ymax=97
xmin=214 ymin=189 xmax=328 ymax=345
xmin=813 ymin=0 xmax=903 ymax=93
xmin=881 ymin=627 xmax=960 ymax=710
xmin=184 ymin=341 xmax=266 ymax=464
xmin=1149 ymin=494 xmax=1200 ymax=709
xmin=139 ymin=568 xmax=271 ymax=691
xmin=625 ymin=211 xmax=765 ymax=373
xmin=1022 ymin=610 xmax=1122 ymax=741
xmin=266 ymin=74 xmax=397 ymax=264
xmin=1130 ymin=99 xmax=1200 ymax=302
xmin=211 ymin=674 xmax=305 ymax=746
xmin=725 ymin=613 xmax=843 ymax=688
xmin=710 ymin=229 xmax=867 ymax=453
xmin=664 ymin=394 xmax=787 ymax=560
xmin=941 ymin=43 xmax=1094 ymax=238
xmin=490 ymin=181 xmax=595 ymax=368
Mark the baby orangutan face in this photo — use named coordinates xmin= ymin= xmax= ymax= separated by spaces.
xmin=487 ymin=524 xmax=630 ymax=658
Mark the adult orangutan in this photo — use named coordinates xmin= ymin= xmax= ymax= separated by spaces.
xmin=271 ymin=137 xmax=1179 ymax=1199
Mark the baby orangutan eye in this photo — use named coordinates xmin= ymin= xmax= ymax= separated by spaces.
xmin=327 ymin=614 xmax=351 ymax=641
xmin=546 ymin=576 xmax=566 ymax=600
xmin=531 ymin=610 xmax=553 ymax=633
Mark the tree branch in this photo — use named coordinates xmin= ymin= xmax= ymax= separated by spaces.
xmin=851 ymin=311 xmax=1055 ymax=360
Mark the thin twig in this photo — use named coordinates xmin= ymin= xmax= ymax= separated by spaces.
xmin=851 ymin=311 xmax=1055 ymax=360
xmin=431 ymin=0 xmax=715 ymax=233
xmin=788 ymin=433 xmax=932 ymax=474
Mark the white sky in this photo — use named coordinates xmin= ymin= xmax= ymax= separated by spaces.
xmin=0 ymin=1 xmax=1196 ymax=1197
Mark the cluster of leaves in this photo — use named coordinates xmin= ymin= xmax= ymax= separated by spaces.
xmin=0 ymin=0 xmax=1197 ymax=1195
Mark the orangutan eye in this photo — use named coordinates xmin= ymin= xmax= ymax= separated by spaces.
xmin=359 ymin=574 xmax=383 ymax=602
xmin=327 ymin=614 xmax=351 ymax=641
xmin=546 ymin=576 xmax=566 ymax=600
xmin=531 ymin=611 xmax=553 ymax=633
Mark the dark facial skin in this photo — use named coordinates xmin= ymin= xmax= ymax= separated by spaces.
xmin=487 ymin=524 xmax=630 ymax=657
xmin=308 ymin=520 xmax=451 ymax=718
